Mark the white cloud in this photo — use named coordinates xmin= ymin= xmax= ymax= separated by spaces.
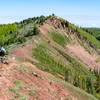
xmin=0 ymin=15 xmax=100 ymax=28
xmin=0 ymin=16 xmax=28 ymax=24
xmin=62 ymin=15 xmax=100 ymax=28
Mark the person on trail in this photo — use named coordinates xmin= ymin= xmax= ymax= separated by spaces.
xmin=0 ymin=47 xmax=6 ymax=56
xmin=0 ymin=47 xmax=6 ymax=63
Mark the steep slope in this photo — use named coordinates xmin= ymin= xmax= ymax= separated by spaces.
xmin=82 ymin=28 xmax=100 ymax=41
xmin=0 ymin=15 xmax=100 ymax=99
xmin=39 ymin=17 xmax=100 ymax=71
xmin=0 ymin=62 xmax=97 ymax=100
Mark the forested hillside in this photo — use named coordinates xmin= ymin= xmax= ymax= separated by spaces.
xmin=82 ymin=28 xmax=100 ymax=41
xmin=0 ymin=15 xmax=53 ymax=47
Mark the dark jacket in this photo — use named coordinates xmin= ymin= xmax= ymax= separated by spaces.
xmin=0 ymin=47 xmax=6 ymax=56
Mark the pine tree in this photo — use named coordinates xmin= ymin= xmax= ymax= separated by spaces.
xmin=96 ymin=72 xmax=100 ymax=93
xmin=82 ymin=77 xmax=86 ymax=90
xmin=86 ymin=77 xmax=95 ymax=94
xmin=65 ymin=69 xmax=70 ymax=82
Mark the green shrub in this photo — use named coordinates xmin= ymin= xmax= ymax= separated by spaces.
xmin=0 ymin=23 xmax=17 ymax=45
xmin=16 ymin=92 xmax=26 ymax=100
xmin=28 ymin=91 xmax=35 ymax=96
xmin=33 ymin=26 xmax=40 ymax=35
xmin=69 ymin=23 xmax=100 ymax=49
xmin=50 ymin=32 xmax=69 ymax=47
xmin=14 ymin=80 xmax=23 ymax=85
xmin=10 ymin=87 xmax=20 ymax=92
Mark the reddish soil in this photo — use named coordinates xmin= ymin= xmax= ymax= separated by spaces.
xmin=67 ymin=44 xmax=100 ymax=70
xmin=39 ymin=20 xmax=100 ymax=71
xmin=9 ymin=42 xmax=38 ymax=63
xmin=0 ymin=18 xmax=97 ymax=100
xmin=0 ymin=93 xmax=7 ymax=100
xmin=0 ymin=62 xmax=77 ymax=100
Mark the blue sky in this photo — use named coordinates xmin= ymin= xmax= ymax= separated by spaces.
xmin=0 ymin=0 xmax=100 ymax=27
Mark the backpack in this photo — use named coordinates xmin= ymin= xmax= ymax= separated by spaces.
xmin=0 ymin=47 xmax=6 ymax=56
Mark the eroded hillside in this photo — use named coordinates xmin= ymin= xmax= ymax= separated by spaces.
xmin=0 ymin=15 xmax=100 ymax=100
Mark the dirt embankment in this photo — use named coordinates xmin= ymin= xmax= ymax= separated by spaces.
xmin=8 ymin=42 xmax=38 ymax=63
xmin=39 ymin=19 xmax=100 ymax=71
xmin=0 ymin=17 xmax=98 ymax=100
xmin=0 ymin=62 xmax=78 ymax=100
xmin=67 ymin=44 xmax=100 ymax=70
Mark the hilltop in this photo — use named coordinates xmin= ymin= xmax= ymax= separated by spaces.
xmin=0 ymin=15 xmax=100 ymax=100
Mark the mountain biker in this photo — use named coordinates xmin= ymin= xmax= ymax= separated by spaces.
xmin=0 ymin=47 xmax=6 ymax=63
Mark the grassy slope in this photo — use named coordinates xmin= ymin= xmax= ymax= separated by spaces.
xmin=31 ymin=34 xmax=97 ymax=99
xmin=83 ymin=28 xmax=100 ymax=40
xmin=3 ymin=16 xmax=100 ymax=99
xmin=69 ymin=23 xmax=100 ymax=49
xmin=16 ymin=38 xmax=98 ymax=100
xmin=24 ymin=17 xmax=100 ymax=99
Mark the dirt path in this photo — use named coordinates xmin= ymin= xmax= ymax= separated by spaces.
xmin=8 ymin=41 xmax=38 ymax=63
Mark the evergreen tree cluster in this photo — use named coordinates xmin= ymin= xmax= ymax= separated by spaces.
xmin=65 ymin=68 xmax=100 ymax=97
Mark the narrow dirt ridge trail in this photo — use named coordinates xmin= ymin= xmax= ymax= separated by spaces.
xmin=8 ymin=41 xmax=38 ymax=63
